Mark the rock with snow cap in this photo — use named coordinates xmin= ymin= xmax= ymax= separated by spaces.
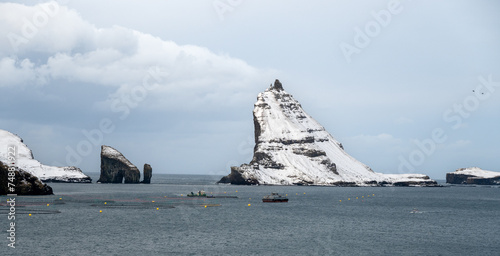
xmin=97 ymin=145 xmax=140 ymax=183
xmin=0 ymin=129 xmax=91 ymax=183
xmin=218 ymin=80 xmax=437 ymax=186
xmin=446 ymin=167 xmax=500 ymax=185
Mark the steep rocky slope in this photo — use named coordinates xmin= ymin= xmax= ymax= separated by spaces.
xmin=0 ymin=129 xmax=91 ymax=183
xmin=219 ymin=80 xmax=436 ymax=186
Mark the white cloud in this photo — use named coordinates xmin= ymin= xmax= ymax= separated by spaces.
xmin=0 ymin=57 xmax=39 ymax=86
xmin=0 ymin=1 xmax=272 ymax=112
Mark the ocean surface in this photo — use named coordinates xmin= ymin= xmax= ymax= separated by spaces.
xmin=2 ymin=173 xmax=499 ymax=256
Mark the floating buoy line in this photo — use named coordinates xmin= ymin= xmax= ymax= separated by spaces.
xmin=336 ymin=194 xmax=376 ymax=205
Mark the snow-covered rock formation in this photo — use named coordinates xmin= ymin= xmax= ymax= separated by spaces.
xmin=0 ymin=129 xmax=91 ymax=183
xmin=446 ymin=167 xmax=500 ymax=185
xmin=97 ymin=145 xmax=140 ymax=183
xmin=218 ymin=80 xmax=437 ymax=186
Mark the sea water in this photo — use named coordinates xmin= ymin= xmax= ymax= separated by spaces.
xmin=1 ymin=174 xmax=499 ymax=255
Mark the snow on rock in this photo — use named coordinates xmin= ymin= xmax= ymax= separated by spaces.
xmin=446 ymin=167 xmax=500 ymax=185
xmin=0 ymin=129 xmax=91 ymax=183
xmin=218 ymin=80 xmax=437 ymax=186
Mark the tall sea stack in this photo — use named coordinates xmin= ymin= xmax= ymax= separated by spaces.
xmin=218 ymin=80 xmax=437 ymax=186
xmin=97 ymin=145 xmax=140 ymax=183
xmin=141 ymin=164 xmax=152 ymax=184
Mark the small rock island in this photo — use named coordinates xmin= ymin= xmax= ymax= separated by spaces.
xmin=446 ymin=167 xmax=500 ymax=185
xmin=97 ymin=145 xmax=152 ymax=184
xmin=141 ymin=164 xmax=152 ymax=184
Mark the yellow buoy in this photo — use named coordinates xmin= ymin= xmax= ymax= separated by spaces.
xmin=152 ymin=201 xmax=155 ymax=203
xmin=367 ymin=195 xmax=370 ymax=197
xmin=373 ymin=194 xmax=375 ymax=196
xmin=362 ymin=196 xmax=364 ymax=198
xmin=99 ymin=210 xmax=102 ymax=213
xmin=304 ymin=192 xmax=306 ymax=195
xmin=156 ymin=208 xmax=159 ymax=210
xmin=104 ymin=202 xmax=107 ymax=204
xmin=59 ymin=198 xmax=62 ymax=200
xmin=248 ymin=204 xmax=251 ymax=206
xmin=348 ymin=198 xmax=350 ymax=200
xmin=204 ymin=205 xmax=207 ymax=208
xmin=286 ymin=194 xmax=288 ymax=196
xmin=339 ymin=200 xmax=342 ymax=202
xmin=296 ymin=193 xmax=298 ymax=195
xmin=181 ymin=194 xmax=183 ymax=196
xmin=224 ymin=192 xmax=227 ymax=194
xmin=29 ymin=214 xmax=32 ymax=216
xmin=47 ymin=204 xmax=49 ymax=206
xmin=356 ymin=197 xmax=358 ymax=199
xmin=236 ymin=191 xmax=238 ymax=192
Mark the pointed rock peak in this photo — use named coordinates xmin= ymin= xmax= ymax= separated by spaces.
xmin=272 ymin=79 xmax=284 ymax=91
xmin=218 ymin=81 xmax=437 ymax=187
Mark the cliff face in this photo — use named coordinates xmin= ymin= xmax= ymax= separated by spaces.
xmin=0 ymin=161 xmax=53 ymax=195
xmin=218 ymin=80 xmax=437 ymax=186
xmin=0 ymin=129 xmax=91 ymax=183
xmin=97 ymin=145 xmax=140 ymax=183
xmin=446 ymin=167 xmax=500 ymax=185
xmin=141 ymin=164 xmax=152 ymax=184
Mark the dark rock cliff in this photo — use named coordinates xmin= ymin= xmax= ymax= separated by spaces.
xmin=0 ymin=161 xmax=53 ymax=195
xmin=141 ymin=164 xmax=152 ymax=184
xmin=447 ymin=167 xmax=500 ymax=185
xmin=97 ymin=145 xmax=140 ymax=183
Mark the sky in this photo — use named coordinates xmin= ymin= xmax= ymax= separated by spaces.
xmin=0 ymin=0 xmax=499 ymax=179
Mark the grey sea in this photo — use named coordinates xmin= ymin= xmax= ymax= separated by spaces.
xmin=2 ymin=173 xmax=500 ymax=256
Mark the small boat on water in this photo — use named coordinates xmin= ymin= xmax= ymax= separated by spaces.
xmin=187 ymin=190 xmax=207 ymax=197
xmin=262 ymin=193 xmax=288 ymax=203
xmin=410 ymin=208 xmax=422 ymax=214
xmin=187 ymin=191 xmax=239 ymax=198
